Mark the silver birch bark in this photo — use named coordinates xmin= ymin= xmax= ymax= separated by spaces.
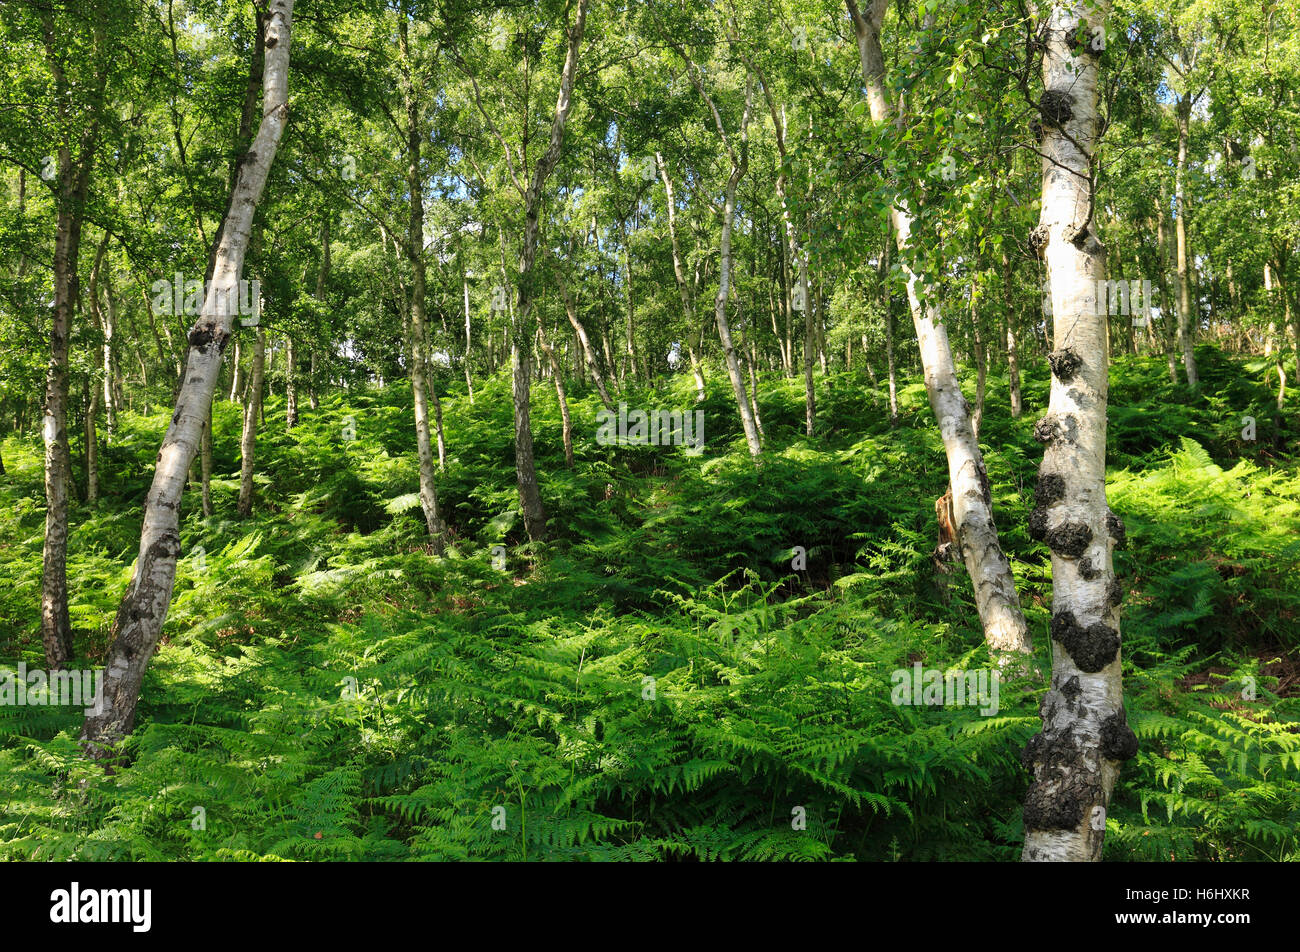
xmin=846 ymin=0 xmax=1032 ymax=656
xmin=237 ymin=326 xmax=265 ymax=518
xmin=82 ymin=0 xmax=295 ymax=756
xmin=684 ymin=62 xmax=762 ymax=457
xmin=1173 ymin=96 xmax=1199 ymax=389
xmin=1021 ymin=0 xmax=1138 ymax=862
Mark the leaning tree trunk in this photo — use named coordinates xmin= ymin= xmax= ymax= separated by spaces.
xmin=537 ymin=324 xmax=574 ymax=467
xmin=1021 ymin=0 xmax=1137 ymax=863
xmin=82 ymin=0 xmax=295 ymax=757
xmin=847 ymin=0 xmax=1032 ymax=657
xmin=237 ymin=326 xmax=266 ymax=518
xmin=509 ymin=0 xmax=590 ymax=542
xmin=557 ymin=269 xmax=614 ymax=410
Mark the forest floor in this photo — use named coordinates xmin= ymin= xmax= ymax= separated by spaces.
xmin=2 ymin=343 xmax=1298 ymax=860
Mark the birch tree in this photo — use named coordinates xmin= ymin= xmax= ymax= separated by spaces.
xmin=82 ymin=0 xmax=295 ymax=756
xmin=846 ymin=0 xmax=1032 ymax=657
xmin=1020 ymin=0 xmax=1138 ymax=861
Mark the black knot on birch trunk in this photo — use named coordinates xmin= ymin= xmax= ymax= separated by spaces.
xmin=1039 ymin=89 xmax=1074 ymax=127
xmin=1048 ymin=347 xmax=1082 ymax=381
xmin=1051 ymin=610 xmax=1120 ymax=672
xmin=188 ymin=322 xmax=228 ymax=353
xmin=1078 ymin=555 xmax=1100 ymax=580
xmin=1029 ymin=224 xmax=1050 ymax=258
xmin=1045 ymin=520 xmax=1092 ymax=557
xmin=1028 ymin=506 xmax=1049 ymax=542
xmin=1100 ymin=709 xmax=1139 ymax=761
xmin=1106 ymin=509 xmax=1127 ymax=548
xmin=1106 ymin=578 xmax=1124 ymax=608
xmin=1022 ymin=727 xmax=1100 ymax=831
xmin=1033 ymin=413 xmax=1058 ymax=443
xmin=1034 ymin=472 xmax=1066 ymax=507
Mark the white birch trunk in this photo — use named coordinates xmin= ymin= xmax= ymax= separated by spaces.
xmin=1021 ymin=0 xmax=1138 ymax=862
xmin=847 ymin=0 xmax=1032 ymax=656
xmin=82 ymin=0 xmax=295 ymax=756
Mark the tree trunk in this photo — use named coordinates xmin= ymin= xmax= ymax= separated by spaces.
xmin=624 ymin=232 xmax=644 ymax=383
xmin=237 ymin=326 xmax=266 ymax=518
xmin=537 ymin=325 xmax=573 ymax=467
xmin=1174 ymin=97 xmax=1199 ymax=389
xmin=81 ymin=0 xmax=295 ymax=757
xmin=228 ymin=335 xmax=243 ymax=402
xmin=557 ymin=270 xmax=614 ymax=410
xmin=688 ymin=64 xmax=762 ymax=456
xmin=883 ymin=233 xmax=900 ymax=425
xmin=1003 ymin=251 xmax=1023 ymax=418
xmin=972 ymin=283 xmax=987 ymax=440
xmin=462 ymin=268 xmax=475 ymax=403
xmin=85 ymin=380 xmax=98 ymax=506
xmin=1021 ymin=0 xmax=1136 ymax=863
xmin=399 ymin=19 xmax=449 ymax=549
xmin=41 ymin=168 xmax=83 ymax=669
xmin=285 ymin=334 xmax=297 ymax=429
xmin=510 ymin=0 xmax=590 ymax=541
xmin=308 ymin=216 xmax=328 ymax=413
xmin=847 ymin=0 xmax=1032 ymax=657
xmin=39 ymin=12 xmax=105 ymax=667
xmin=200 ymin=404 xmax=213 ymax=517
xmin=657 ymin=153 xmax=708 ymax=402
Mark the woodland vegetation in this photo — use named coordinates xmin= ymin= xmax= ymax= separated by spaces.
xmin=1 ymin=0 xmax=1298 ymax=862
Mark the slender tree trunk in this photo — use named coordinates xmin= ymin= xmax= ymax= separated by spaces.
xmin=1021 ymin=0 xmax=1136 ymax=863
xmin=557 ymin=271 xmax=614 ymax=409
xmin=537 ymin=325 xmax=573 ymax=467
xmin=237 ymin=327 xmax=266 ymax=518
xmin=509 ymin=0 xmax=589 ymax=541
xmin=883 ymin=233 xmax=900 ymax=425
xmin=687 ymin=64 xmax=761 ymax=456
xmin=39 ymin=9 xmax=105 ymax=667
xmin=41 ymin=170 xmax=83 ymax=669
xmin=462 ymin=268 xmax=475 ymax=403
xmin=972 ymin=283 xmax=987 ymax=440
xmin=1003 ymin=251 xmax=1023 ymax=418
xmin=200 ymin=404 xmax=213 ymax=517
xmin=82 ymin=0 xmax=295 ymax=757
xmin=800 ymin=258 xmax=816 ymax=436
xmin=285 ymin=334 xmax=297 ymax=429
xmin=308 ymin=216 xmax=328 ymax=413
xmin=399 ymin=20 xmax=448 ymax=549
xmin=228 ymin=336 xmax=243 ymax=403
xmin=1174 ymin=97 xmax=1199 ymax=389
xmin=85 ymin=381 xmax=98 ymax=506
xmin=657 ymin=152 xmax=707 ymax=402
xmin=847 ymin=0 xmax=1032 ymax=657
xmin=623 ymin=232 xmax=643 ymax=383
